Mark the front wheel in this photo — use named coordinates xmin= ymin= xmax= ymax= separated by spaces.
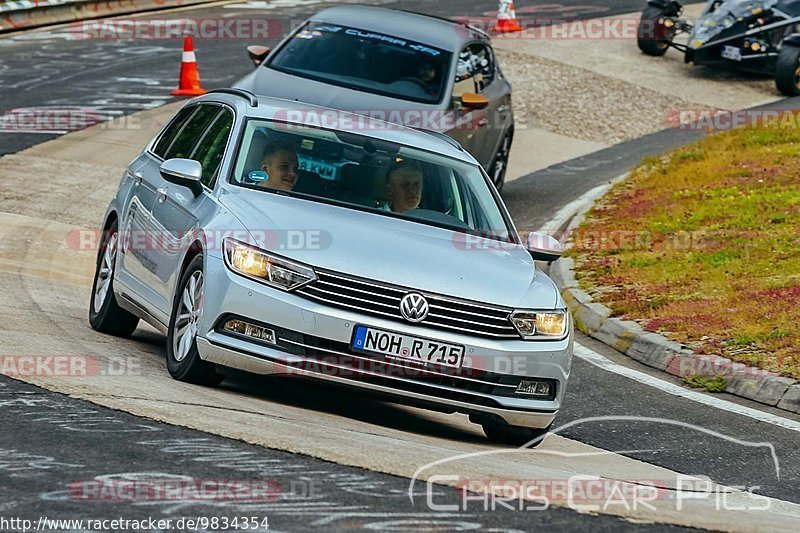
xmin=488 ymin=130 xmax=512 ymax=192
xmin=89 ymin=219 xmax=139 ymax=337
xmin=637 ymin=6 xmax=674 ymax=57
xmin=775 ymin=44 xmax=800 ymax=96
xmin=166 ymin=254 xmax=223 ymax=386
xmin=482 ymin=420 xmax=552 ymax=447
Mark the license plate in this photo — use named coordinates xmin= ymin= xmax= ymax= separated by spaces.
xmin=722 ymin=45 xmax=742 ymax=61
xmin=352 ymin=325 xmax=465 ymax=369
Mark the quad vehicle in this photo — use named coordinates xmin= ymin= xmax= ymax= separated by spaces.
xmin=637 ymin=0 xmax=800 ymax=95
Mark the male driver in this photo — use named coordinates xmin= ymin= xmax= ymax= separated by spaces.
xmin=258 ymin=141 xmax=299 ymax=192
xmin=386 ymin=160 xmax=423 ymax=213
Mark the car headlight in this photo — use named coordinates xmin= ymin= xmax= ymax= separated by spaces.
xmin=223 ymin=238 xmax=317 ymax=291
xmin=509 ymin=310 xmax=568 ymax=339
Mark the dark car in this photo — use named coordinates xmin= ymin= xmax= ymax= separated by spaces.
xmin=234 ymin=6 xmax=516 ymax=190
xmin=637 ymin=0 xmax=800 ymax=95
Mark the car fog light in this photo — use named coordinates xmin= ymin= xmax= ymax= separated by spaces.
xmin=751 ymin=41 xmax=762 ymax=51
xmin=516 ymin=380 xmax=551 ymax=397
xmin=223 ymin=319 xmax=276 ymax=345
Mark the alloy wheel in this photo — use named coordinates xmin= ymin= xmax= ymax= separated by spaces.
xmin=172 ymin=271 xmax=204 ymax=362
xmin=93 ymin=233 xmax=118 ymax=314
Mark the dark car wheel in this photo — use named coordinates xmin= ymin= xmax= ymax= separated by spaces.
xmin=637 ymin=6 xmax=674 ymax=57
xmin=482 ymin=420 xmax=552 ymax=447
xmin=775 ymin=44 xmax=800 ymax=96
xmin=488 ymin=130 xmax=512 ymax=192
xmin=89 ymin=219 xmax=139 ymax=337
xmin=166 ymin=254 xmax=223 ymax=386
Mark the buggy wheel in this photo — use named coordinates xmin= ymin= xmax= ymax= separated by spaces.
xmin=638 ymin=6 xmax=674 ymax=57
xmin=776 ymin=44 xmax=800 ymax=96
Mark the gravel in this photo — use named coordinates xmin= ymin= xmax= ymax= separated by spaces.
xmin=496 ymin=49 xmax=699 ymax=144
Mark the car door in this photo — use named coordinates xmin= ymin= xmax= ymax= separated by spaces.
xmin=465 ymin=43 xmax=511 ymax=168
xmin=116 ymin=105 xmax=197 ymax=313
xmin=445 ymin=46 xmax=481 ymax=157
xmin=148 ymin=104 xmax=234 ymax=315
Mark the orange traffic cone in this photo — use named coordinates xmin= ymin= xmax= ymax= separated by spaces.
xmin=493 ymin=0 xmax=524 ymax=33
xmin=171 ymin=36 xmax=206 ymax=96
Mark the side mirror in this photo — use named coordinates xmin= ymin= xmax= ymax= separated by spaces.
xmin=461 ymin=92 xmax=490 ymax=110
xmin=526 ymin=232 xmax=563 ymax=262
xmin=160 ymin=158 xmax=203 ymax=197
xmin=246 ymin=45 xmax=271 ymax=67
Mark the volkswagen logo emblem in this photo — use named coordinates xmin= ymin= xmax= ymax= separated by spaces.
xmin=400 ymin=293 xmax=429 ymax=323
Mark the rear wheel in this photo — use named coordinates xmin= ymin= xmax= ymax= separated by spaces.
xmin=637 ymin=6 xmax=674 ymax=57
xmin=775 ymin=44 xmax=800 ymax=96
xmin=88 ymin=219 xmax=139 ymax=337
xmin=166 ymin=254 xmax=223 ymax=386
xmin=482 ymin=420 xmax=552 ymax=447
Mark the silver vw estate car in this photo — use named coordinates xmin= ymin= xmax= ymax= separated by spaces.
xmin=89 ymin=89 xmax=572 ymax=445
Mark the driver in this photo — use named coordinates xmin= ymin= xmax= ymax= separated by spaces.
xmin=418 ymin=62 xmax=440 ymax=98
xmin=385 ymin=160 xmax=423 ymax=213
xmin=258 ymin=141 xmax=299 ymax=192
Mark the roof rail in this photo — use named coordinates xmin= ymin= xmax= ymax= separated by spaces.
xmin=206 ymin=88 xmax=258 ymax=107
xmin=414 ymin=128 xmax=465 ymax=151
xmin=396 ymin=9 xmax=490 ymax=39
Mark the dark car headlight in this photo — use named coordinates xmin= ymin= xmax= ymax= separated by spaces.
xmin=223 ymin=238 xmax=316 ymax=291
xmin=509 ymin=309 xmax=569 ymax=340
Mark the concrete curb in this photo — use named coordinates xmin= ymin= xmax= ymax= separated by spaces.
xmin=0 ymin=0 xmax=218 ymax=33
xmin=550 ymin=180 xmax=800 ymax=416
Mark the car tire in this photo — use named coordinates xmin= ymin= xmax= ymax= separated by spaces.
xmin=482 ymin=420 xmax=552 ymax=447
xmin=166 ymin=254 xmax=223 ymax=386
xmin=637 ymin=6 xmax=673 ymax=57
xmin=488 ymin=129 xmax=512 ymax=192
xmin=775 ymin=44 xmax=800 ymax=96
xmin=89 ymin=219 xmax=140 ymax=337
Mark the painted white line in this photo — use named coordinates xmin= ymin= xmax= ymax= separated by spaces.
xmin=0 ymin=129 xmax=68 ymax=134
xmin=575 ymin=343 xmax=800 ymax=433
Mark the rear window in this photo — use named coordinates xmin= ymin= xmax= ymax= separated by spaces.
xmin=267 ymin=22 xmax=452 ymax=104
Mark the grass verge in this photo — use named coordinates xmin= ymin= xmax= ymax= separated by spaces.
xmin=569 ymin=123 xmax=800 ymax=380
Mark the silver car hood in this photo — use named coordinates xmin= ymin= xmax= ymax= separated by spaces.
xmin=234 ymin=67 xmax=443 ymax=115
xmin=220 ymin=188 xmax=558 ymax=309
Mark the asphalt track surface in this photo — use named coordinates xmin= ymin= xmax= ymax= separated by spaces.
xmin=0 ymin=0 xmax=643 ymax=156
xmin=1 ymin=1 xmax=799 ymax=532
xmin=1 ymin=375 xmax=693 ymax=532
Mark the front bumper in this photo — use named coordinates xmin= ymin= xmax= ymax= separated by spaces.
xmin=198 ymin=256 xmax=573 ymax=429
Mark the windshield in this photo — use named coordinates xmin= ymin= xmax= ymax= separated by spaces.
xmin=267 ymin=22 xmax=451 ymax=104
xmin=231 ymin=119 xmax=512 ymax=239
xmin=691 ymin=0 xmax=778 ymax=45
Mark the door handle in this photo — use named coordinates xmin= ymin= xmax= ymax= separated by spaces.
xmin=497 ymin=104 xmax=509 ymax=114
xmin=477 ymin=118 xmax=489 ymax=128
xmin=157 ymin=187 xmax=168 ymax=202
